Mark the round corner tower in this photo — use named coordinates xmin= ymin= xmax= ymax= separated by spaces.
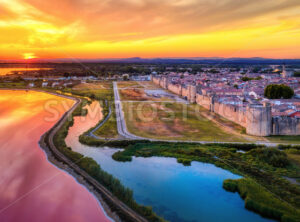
xmin=246 ymin=102 xmax=272 ymax=136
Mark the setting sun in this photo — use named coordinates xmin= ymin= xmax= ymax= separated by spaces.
xmin=0 ymin=0 xmax=300 ymax=59
xmin=23 ymin=53 xmax=38 ymax=60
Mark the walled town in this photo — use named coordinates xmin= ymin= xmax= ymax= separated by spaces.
xmin=152 ymin=66 xmax=300 ymax=136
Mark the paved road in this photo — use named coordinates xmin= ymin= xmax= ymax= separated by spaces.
xmin=113 ymin=83 xmax=286 ymax=147
xmin=88 ymin=105 xmax=113 ymax=139
xmin=113 ymin=82 xmax=145 ymax=140
xmin=39 ymin=92 xmax=148 ymax=222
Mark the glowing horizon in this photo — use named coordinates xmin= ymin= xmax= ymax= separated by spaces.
xmin=1 ymin=0 xmax=300 ymax=60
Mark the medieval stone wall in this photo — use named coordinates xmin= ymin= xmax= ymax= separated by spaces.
xmin=181 ymin=86 xmax=189 ymax=99
xmin=153 ymin=76 xmax=160 ymax=85
xmin=213 ymin=102 xmax=247 ymax=128
xmin=196 ymin=94 xmax=211 ymax=110
xmin=151 ymin=76 xmax=299 ymax=136
xmin=168 ymin=84 xmax=182 ymax=96
xmin=272 ymin=117 xmax=300 ymax=135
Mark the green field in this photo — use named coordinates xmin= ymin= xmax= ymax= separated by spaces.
xmin=93 ymin=105 xmax=118 ymax=139
xmin=122 ymin=101 xmax=248 ymax=142
xmin=267 ymin=136 xmax=300 ymax=144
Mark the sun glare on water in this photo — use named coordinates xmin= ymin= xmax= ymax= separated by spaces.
xmin=23 ymin=53 xmax=37 ymax=60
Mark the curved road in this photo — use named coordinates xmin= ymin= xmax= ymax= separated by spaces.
xmin=40 ymin=92 xmax=148 ymax=222
xmin=88 ymin=105 xmax=113 ymax=139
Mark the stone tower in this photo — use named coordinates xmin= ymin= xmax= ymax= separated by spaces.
xmin=187 ymin=85 xmax=196 ymax=103
xmin=161 ymin=77 xmax=168 ymax=89
xmin=179 ymin=84 xmax=183 ymax=97
xmin=246 ymin=102 xmax=272 ymax=136
xmin=282 ymin=65 xmax=294 ymax=78
xmin=210 ymin=95 xmax=215 ymax=112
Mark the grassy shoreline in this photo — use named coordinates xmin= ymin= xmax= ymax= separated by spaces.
xmin=47 ymin=91 xmax=164 ymax=221
xmin=2 ymin=83 xmax=300 ymax=222
xmin=80 ymin=138 xmax=300 ymax=222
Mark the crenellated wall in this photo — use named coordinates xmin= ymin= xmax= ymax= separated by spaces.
xmin=151 ymin=76 xmax=299 ymax=136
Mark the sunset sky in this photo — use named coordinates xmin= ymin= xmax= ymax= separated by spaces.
xmin=0 ymin=0 xmax=300 ymax=60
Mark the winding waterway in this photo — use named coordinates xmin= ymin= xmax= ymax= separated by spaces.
xmin=66 ymin=101 xmax=274 ymax=222
xmin=0 ymin=91 xmax=111 ymax=222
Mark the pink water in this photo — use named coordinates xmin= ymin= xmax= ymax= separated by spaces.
xmin=0 ymin=90 xmax=111 ymax=222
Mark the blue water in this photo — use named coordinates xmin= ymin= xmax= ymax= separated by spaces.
xmin=66 ymin=114 xmax=273 ymax=222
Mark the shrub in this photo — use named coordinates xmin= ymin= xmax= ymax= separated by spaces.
xmin=223 ymin=179 xmax=238 ymax=192
xmin=112 ymin=151 xmax=132 ymax=162
xmin=177 ymin=158 xmax=191 ymax=166
xmin=248 ymin=148 xmax=290 ymax=168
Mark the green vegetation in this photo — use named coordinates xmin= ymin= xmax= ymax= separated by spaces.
xmin=70 ymin=83 xmax=118 ymax=139
xmin=94 ymin=105 xmax=118 ymax=139
xmin=50 ymin=95 xmax=164 ymax=222
xmin=122 ymin=102 xmax=248 ymax=142
xmin=242 ymin=76 xmax=262 ymax=81
xmin=104 ymin=142 xmax=300 ymax=221
xmin=223 ymin=178 xmax=299 ymax=222
xmin=4 ymin=79 xmax=300 ymax=221
xmin=177 ymin=158 xmax=192 ymax=166
xmin=247 ymin=148 xmax=290 ymax=168
xmin=0 ymin=81 xmax=27 ymax=88
xmin=264 ymin=84 xmax=294 ymax=99
xmin=267 ymin=136 xmax=300 ymax=145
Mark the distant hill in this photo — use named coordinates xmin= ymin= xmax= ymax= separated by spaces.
xmin=1 ymin=57 xmax=300 ymax=64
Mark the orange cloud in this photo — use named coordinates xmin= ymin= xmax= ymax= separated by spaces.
xmin=0 ymin=0 xmax=300 ymax=59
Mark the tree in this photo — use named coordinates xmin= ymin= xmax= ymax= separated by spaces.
xmin=264 ymin=84 xmax=294 ymax=99
xmin=123 ymin=74 xmax=129 ymax=81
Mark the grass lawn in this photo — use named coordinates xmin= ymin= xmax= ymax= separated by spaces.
xmin=0 ymin=82 xmax=27 ymax=88
xmin=94 ymin=106 xmax=118 ymax=139
xmin=70 ymin=82 xmax=113 ymax=101
xmin=73 ymin=82 xmax=111 ymax=90
xmin=267 ymin=136 xmax=300 ymax=144
xmin=122 ymin=101 xmax=248 ymax=142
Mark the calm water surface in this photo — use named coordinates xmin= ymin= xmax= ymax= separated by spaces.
xmin=0 ymin=91 xmax=111 ymax=222
xmin=0 ymin=68 xmax=52 ymax=76
xmin=66 ymin=102 xmax=273 ymax=222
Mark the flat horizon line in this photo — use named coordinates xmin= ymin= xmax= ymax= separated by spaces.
xmin=1 ymin=56 xmax=300 ymax=62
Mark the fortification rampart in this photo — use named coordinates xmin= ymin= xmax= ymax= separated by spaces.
xmin=213 ymin=102 xmax=247 ymax=128
xmin=272 ymin=117 xmax=300 ymax=135
xmin=167 ymin=83 xmax=182 ymax=96
xmin=181 ymin=86 xmax=189 ymax=99
xmin=196 ymin=94 xmax=211 ymax=110
xmin=151 ymin=76 xmax=299 ymax=136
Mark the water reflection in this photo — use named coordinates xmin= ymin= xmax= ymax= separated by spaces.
xmin=0 ymin=68 xmax=52 ymax=76
xmin=66 ymin=101 xmax=273 ymax=222
xmin=0 ymin=91 xmax=111 ymax=222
